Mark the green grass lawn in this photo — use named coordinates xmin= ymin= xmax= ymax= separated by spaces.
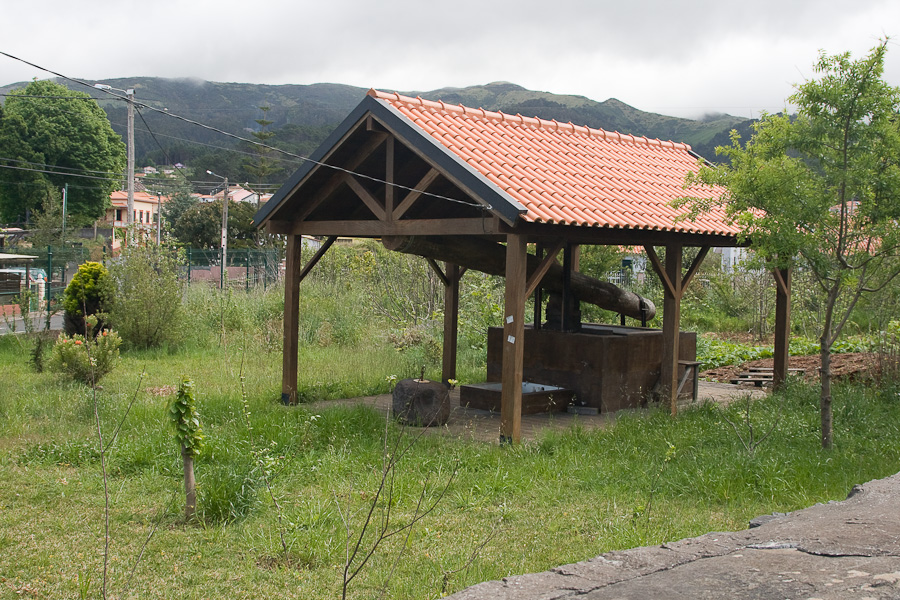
xmin=2 ymin=333 xmax=899 ymax=599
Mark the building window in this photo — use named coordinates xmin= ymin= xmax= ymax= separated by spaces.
xmin=115 ymin=209 xmax=123 ymax=221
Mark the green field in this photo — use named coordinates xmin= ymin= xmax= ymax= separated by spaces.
xmin=2 ymin=317 xmax=899 ymax=599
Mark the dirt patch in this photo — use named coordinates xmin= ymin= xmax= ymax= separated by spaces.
xmin=702 ymin=352 xmax=879 ymax=385
xmin=146 ymin=385 xmax=176 ymax=397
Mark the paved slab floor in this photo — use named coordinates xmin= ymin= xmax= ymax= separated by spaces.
xmin=313 ymin=381 xmax=767 ymax=444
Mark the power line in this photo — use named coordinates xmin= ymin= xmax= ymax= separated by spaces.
xmin=0 ymin=51 xmax=492 ymax=212
xmin=0 ymin=93 xmax=99 ymax=100
xmin=0 ymin=156 xmax=124 ymax=177
xmin=0 ymin=162 xmax=121 ymax=182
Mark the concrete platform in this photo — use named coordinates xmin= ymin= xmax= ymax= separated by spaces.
xmin=314 ymin=381 xmax=766 ymax=444
xmin=447 ymin=472 xmax=900 ymax=599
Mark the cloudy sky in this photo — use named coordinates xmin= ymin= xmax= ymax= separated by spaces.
xmin=2 ymin=0 xmax=898 ymax=119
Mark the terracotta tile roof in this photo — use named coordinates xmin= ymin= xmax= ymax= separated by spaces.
xmin=109 ymin=190 xmax=165 ymax=207
xmin=369 ymin=89 xmax=737 ymax=236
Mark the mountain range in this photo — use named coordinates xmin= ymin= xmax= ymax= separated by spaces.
xmin=1 ymin=77 xmax=755 ymax=183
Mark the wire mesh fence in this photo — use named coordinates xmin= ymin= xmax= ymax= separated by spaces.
xmin=0 ymin=245 xmax=282 ymax=307
xmin=182 ymin=248 xmax=281 ymax=290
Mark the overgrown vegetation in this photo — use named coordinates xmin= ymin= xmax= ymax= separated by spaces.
xmin=3 ymin=195 xmax=900 ymax=597
xmin=107 ymin=242 xmax=184 ymax=349
xmin=2 ymin=321 xmax=900 ymax=598
xmin=48 ymin=325 xmax=121 ymax=385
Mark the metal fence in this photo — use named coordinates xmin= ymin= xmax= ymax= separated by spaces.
xmin=0 ymin=245 xmax=282 ymax=308
xmin=183 ymin=248 xmax=281 ymax=290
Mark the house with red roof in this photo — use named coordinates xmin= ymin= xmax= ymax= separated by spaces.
xmin=102 ymin=190 xmax=166 ymax=250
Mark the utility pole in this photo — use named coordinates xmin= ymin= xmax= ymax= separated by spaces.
xmin=62 ymin=183 xmax=68 ymax=238
xmin=208 ymin=170 xmax=229 ymax=289
xmin=93 ymin=83 xmax=135 ymax=243
xmin=156 ymin=191 xmax=162 ymax=245
xmin=126 ymin=88 xmax=135 ymax=242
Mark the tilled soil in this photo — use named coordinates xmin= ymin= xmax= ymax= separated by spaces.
xmin=701 ymin=352 xmax=880 ymax=385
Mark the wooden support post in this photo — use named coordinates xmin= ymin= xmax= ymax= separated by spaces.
xmin=773 ymin=267 xmax=792 ymax=389
xmin=282 ymin=234 xmax=302 ymax=405
xmin=500 ymin=234 xmax=527 ymax=445
xmin=647 ymin=245 xmax=709 ymax=416
xmin=561 ymin=243 xmax=573 ymax=332
xmin=660 ymin=244 xmax=683 ymax=416
xmin=385 ymin=136 xmax=395 ymax=219
xmin=442 ymin=262 xmax=461 ymax=384
xmin=533 ymin=243 xmax=543 ymax=329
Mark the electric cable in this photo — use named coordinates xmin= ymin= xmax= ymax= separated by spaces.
xmin=0 ymin=51 xmax=494 ymax=212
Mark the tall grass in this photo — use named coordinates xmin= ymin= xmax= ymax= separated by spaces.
xmin=3 ymin=314 xmax=900 ymax=599
xmin=3 ymin=246 xmax=900 ymax=598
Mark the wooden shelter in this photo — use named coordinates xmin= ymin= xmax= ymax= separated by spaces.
xmin=255 ymin=90 xmax=791 ymax=443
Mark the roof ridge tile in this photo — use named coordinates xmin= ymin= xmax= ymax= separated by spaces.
xmin=370 ymin=89 xmax=695 ymax=152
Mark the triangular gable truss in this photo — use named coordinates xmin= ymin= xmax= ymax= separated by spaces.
xmin=260 ymin=97 xmax=525 ymax=238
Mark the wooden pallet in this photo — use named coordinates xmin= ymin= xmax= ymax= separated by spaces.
xmin=730 ymin=367 xmax=806 ymax=386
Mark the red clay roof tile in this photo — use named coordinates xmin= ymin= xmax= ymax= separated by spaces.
xmin=368 ymin=89 xmax=736 ymax=236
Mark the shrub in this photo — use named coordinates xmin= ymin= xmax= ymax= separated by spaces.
xmin=49 ymin=326 xmax=121 ymax=385
xmin=107 ymin=243 xmax=184 ymax=349
xmin=62 ymin=261 xmax=113 ymax=337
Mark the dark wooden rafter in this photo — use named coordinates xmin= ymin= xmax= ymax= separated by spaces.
xmin=343 ymin=173 xmax=387 ymax=221
xmin=525 ymin=239 xmax=564 ymax=298
xmin=298 ymin=236 xmax=337 ymax=284
xmin=294 ymin=130 xmax=388 ymax=222
xmin=272 ymin=217 xmax=501 ymax=237
xmin=393 ymin=168 xmax=441 ymax=220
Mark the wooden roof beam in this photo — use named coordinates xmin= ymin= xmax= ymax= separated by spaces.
xmin=392 ymin=168 xmax=441 ymax=220
xmin=343 ymin=173 xmax=387 ymax=221
xmin=525 ymin=239 xmax=564 ymax=298
xmin=295 ymin=130 xmax=388 ymax=222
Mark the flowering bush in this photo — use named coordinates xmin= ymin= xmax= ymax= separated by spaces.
xmin=49 ymin=327 xmax=121 ymax=385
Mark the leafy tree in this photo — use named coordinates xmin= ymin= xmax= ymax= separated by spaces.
xmin=28 ymin=192 xmax=66 ymax=248
xmin=0 ymin=80 xmax=125 ymax=226
xmin=678 ymin=41 xmax=900 ymax=448
xmin=107 ymin=242 xmax=184 ymax=349
xmin=171 ymin=199 xmax=259 ymax=249
xmin=161 ymin=182 xmax=199 ymax=239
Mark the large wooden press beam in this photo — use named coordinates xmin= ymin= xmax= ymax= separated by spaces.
xmin=645 ymin=244 xmax=709 ymax=416
xmin=383 ymin=235 xmax=655 ymax=320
